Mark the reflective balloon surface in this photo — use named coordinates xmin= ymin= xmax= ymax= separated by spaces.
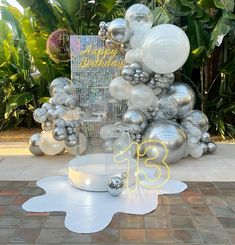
xmin=66 ymin=133 xmax=88 ymax=155
xmin=130 ymin=84 xmax=155 ymax=109
xmin=108 ymin=18 xmax=132 ymax=44
xmin=141 ymin=24 xmax=190 ymax=74
xmin=33 ymin=108 xmax=47 ymax=124
xmin=165 ymin=82 xmax=196 ymax=119
xmin=143 ymin=120 xmax=187 ymax=163
xmin=189 ymin=143 xmax=204 ymax=158
xmin=50 ymin=77 xmax=71 ymax=96
xmin=125 ymin=4 xmax=153 ymax=33
xmin=207 ymin=142 xmax=217 ymax=153
xmin=109 ymin=76 xmax=133 ymax=100
xmin=39 ymin=131 xmax=65 ymax=156
xmin=181 ymin=110 xmax=209 ymax=133
xmin=28 ymin=133 xmax=44 ymax=156
xmin=122 ymin=109 xmax=148 ymax=134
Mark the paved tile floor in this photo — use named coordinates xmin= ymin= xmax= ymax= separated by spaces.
xmin=0 ymin=181 xmax=235 ymax=244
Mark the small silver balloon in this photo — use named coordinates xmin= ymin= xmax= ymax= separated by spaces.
xmin=47 ymin=109 xmax=56 ymax=121
xmin=143 ymin=120 xmax=187 ymax=164
xmin=201 ymin=143 xmax=208 ymax=154
xmin=156 ymin=97 xmax=178 ymax=120
xmin=65 ymin=134 xmax=78 ymax=147
xmin=42 ymin=102 xmax=54 ymax=111
xmin=182 ymin=110 xmax=209 ymax=133
xmin=54 ymin=118 xmax=66 ymax=128
xmin=28 ymin=133 xmax=44 ymax=156
xmin=130 ymin=62 xmax=142 ymax=71
xmin=42 ymin=121 xmax=53 ymax=131
xmin=108 ymin=18 xmax=132 ymax=44
xmin=52 ymin=127 xmax=67 ymax=141
xmin=165 ymin=82 xmax=196 ymax=119
xmin=201 ymin=132 xmax=211 ymax=143
xmin=107 ymin=176 xmax=125 ymax=196
xmin=207 ymin=142 xmax=217 ymax=153
xmin=122 ymin=109 xmax=148 ymax=134
xmin=122 ymin=67 xmax=135 ymax=81
xmin=33 ymin=108 xmax=47 ymax=124
xmin=50 ymin=77 xmax=71 ymax=96
xmin=99 ymin=21 xmax=107 ymax=29
xmin=65 ymin=97 xmax=78 ymax=109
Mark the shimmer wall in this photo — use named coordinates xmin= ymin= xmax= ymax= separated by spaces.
xmin=70 ymin=35 xmax=127 ymax=151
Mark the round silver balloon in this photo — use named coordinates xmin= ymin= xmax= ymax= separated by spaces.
xmin=42 ymin=102 xmax=54 ymax=111
xmin=33 ymin=108 xmax=47 ymax=124
xmin=54 ymin=118 xmax=66 ymax=128
xmin=154 ymin=73 xmax=175 ymax=89
xmin=207 ymin=142 xmax=217 ymax=153
xmin=28 ymin=133 xmax=44 ymax=156
xmin=52 ymin=127 xmax=67 ymax=141
xmin=104 ymin=139 xmax=115 ymax=153
xmin=201 ymin=142 xmax=208 ymax=154
xmin=201 ymin=132 xmax=211 ymax=143
xmin=50 ymin=77 xmax=71 ymax=96
xmin=156 ymin=97 xmax=178 ymax=120
xmin=42 ymin=121 xmax=53 ymax=131
xmin=122 ymin=109 xmax=148 ymax=134
xmin=107 ymin=176 xmax=125 ymax=196
xmin=65 ymin=134 xmax=78 ymax=147
xmin=122 ymin=67 xmax=135 ymax=81
xmin=143 ymin=120 xmax=187 ymax=164
xmin=181 ymin=110 xmax=209 ymax=133
xmin=108 ymin=18 xmax=132 ymax=44
xmin=165 ymin=82 xmax=196 ymax=119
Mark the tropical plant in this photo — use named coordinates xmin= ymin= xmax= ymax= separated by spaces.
xmin=0 ymin=0 xmax=234 ymax=138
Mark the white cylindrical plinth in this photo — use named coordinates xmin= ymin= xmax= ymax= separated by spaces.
xmin=68 ymin=153 xmax=137 ymax=192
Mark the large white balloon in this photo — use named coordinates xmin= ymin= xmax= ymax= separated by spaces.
xmin=39 ymin=131 xmax=64 ymax=156
xmin=141 ymin=24 xmax=190 ymax=74
xmin=109 ymin=76 xmax=133 ymax=100
xmin=130 ymin=84 xmax=155 ymax=109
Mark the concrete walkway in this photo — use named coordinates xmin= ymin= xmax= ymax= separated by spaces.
xmin=0 ymin=142 xmax=234 ymax=181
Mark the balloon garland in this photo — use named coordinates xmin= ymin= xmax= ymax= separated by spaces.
xmin=29 ymin=3 xmax=217 ymax=165
xmin=98 ymin=3 xmax=217 ymax=164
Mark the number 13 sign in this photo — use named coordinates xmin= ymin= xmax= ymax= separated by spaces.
xmin=114 ymin=140 xmax=171 ymax=192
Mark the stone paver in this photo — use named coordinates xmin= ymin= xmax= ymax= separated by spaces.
xmin=0 ymin=181 xmax=234 ymax=244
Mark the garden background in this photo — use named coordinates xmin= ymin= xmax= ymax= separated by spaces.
xmin=0 ymin=0 xmax=234 ymax=139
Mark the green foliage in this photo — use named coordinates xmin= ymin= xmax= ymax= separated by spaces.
xmin=0 ymin=0 xmax=234 ymax=138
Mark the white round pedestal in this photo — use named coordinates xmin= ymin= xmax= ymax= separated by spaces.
xmin=68 ymin=153 xmax=137 ymax=192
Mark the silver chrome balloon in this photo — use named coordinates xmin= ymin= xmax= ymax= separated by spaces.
xmin=122 ymin=109 xmax=148 ymax=134
xmin=28 ymin=133 xmax=44 ymax=156
xmin=108 ymin=18 xmax=132 ymax=44
xmin=65 ymin=134 xmax=78 ymax=147
xmin=54 ymin=118 xmax=66 ymax=128
xmin=201 ymin=143 xmax=208 ymax=154
xmin=154 ymin=73 xmax=175 ymax=89
xmin=33 ymin=108 xmax=47 ymax=124
xmin=207 ymin=142 xmax=217 ymax=153
xmin=182 ymin=110 xmax=209 ymax=133
xmin=50 ymin=77 xmax=71 ymax=96
xmin=143 ymin=120 xmax=188 ymax=164
xmin=165 ymin=82 xmax=196 ymax=119
xmin=52 ymin=127 xmax=67 ymax=141
xmin=42 ymin=121 xmax=53 ymax=131
xmin=130 ymin=62 xmax=142 ymax=71
xmin=201 ymin=132 xmax=211 ymax=143
xmin=107 ymin=176 xmax=125 ymax=196
xmin=122 ymin=67 xmax=134 ymax=81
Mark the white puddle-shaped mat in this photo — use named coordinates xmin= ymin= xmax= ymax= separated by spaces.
xmin=22 ymin=175 xmax=187 ymax=233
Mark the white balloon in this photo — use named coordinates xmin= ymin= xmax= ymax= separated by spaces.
xmin=125 ymin=48 xmax=142 ymax=64
xmin=109 ymin=76 xmax=133 ymax=100
xmin=39 ymin=131 xmax=64 ymax=156
xmin=130 ymin=84 xmax=155 ymax=109
xmin=141 ymin=24 xmax=190 ymax=74
xmin=130 ymin=33 xmax=146 ymax=49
